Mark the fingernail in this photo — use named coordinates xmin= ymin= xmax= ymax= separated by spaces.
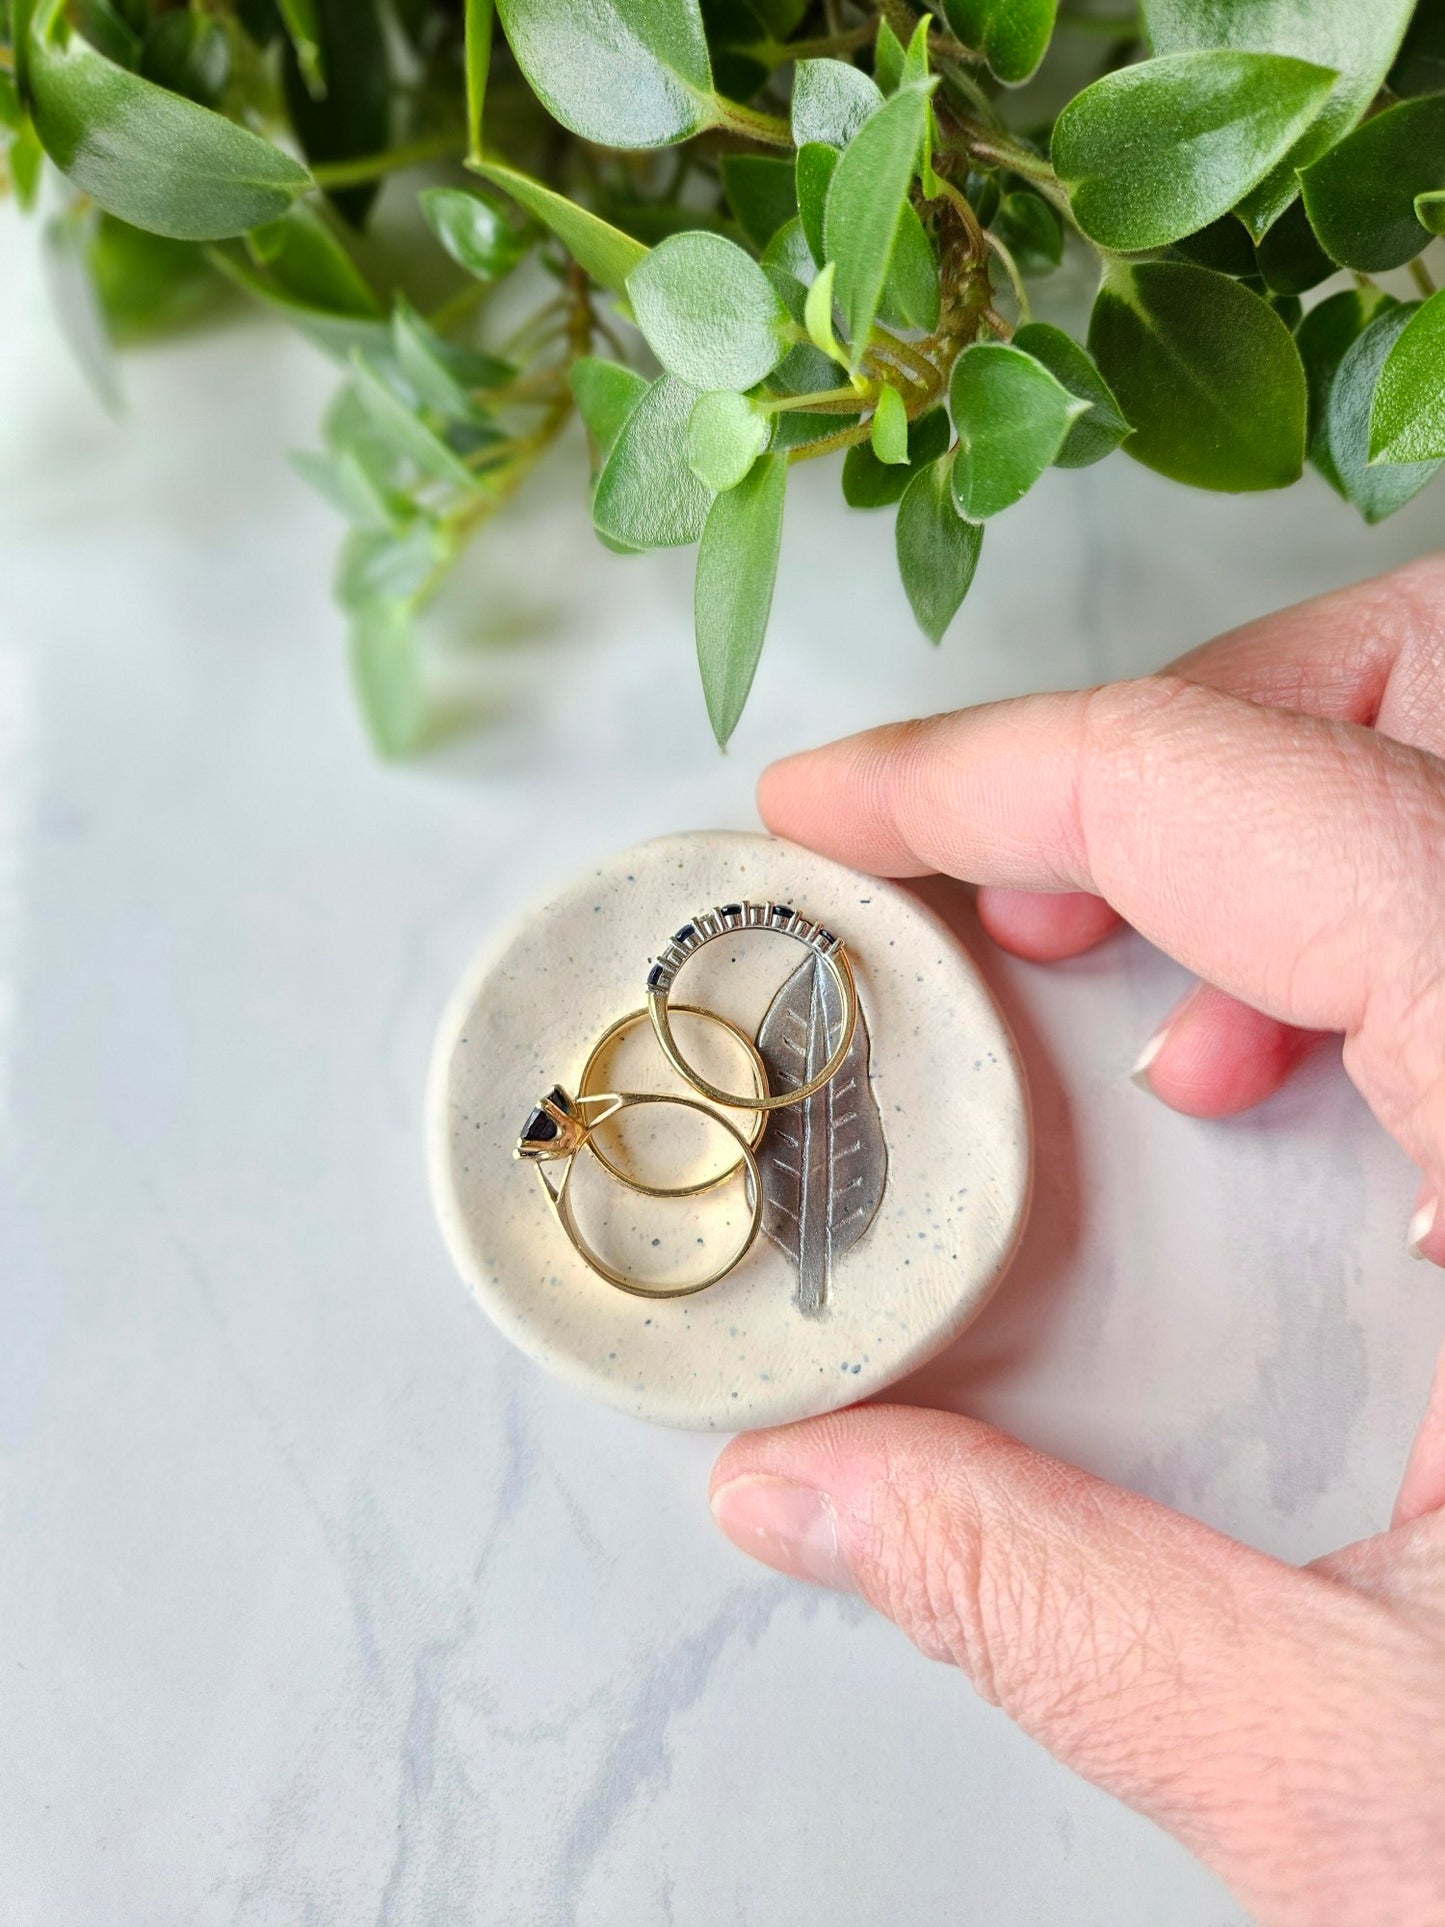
xmin=710 ymin=1475 xmax=856 ymax=1593
xmin=1408 ymin=1197 xmax=1437 ymax=1261
xmin=1130 ymin=1024 xmax=1168 ymax=1091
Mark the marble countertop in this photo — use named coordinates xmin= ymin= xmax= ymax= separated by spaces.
xmin=3 ymin=224 xmax=1442 ymax=1927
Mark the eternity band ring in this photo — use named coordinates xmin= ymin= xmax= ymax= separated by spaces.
xmin=645 ymin=900 xmax=858 ymax=1111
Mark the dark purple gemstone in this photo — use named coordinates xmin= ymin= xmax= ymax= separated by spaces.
xmin=546 ymin=1085 xmax=573 ymax=1114
xmin=718 ymin=903 xmax=742 ymax=918
xmin=521 ymin=1106 xmax=559 ymax=1144
xmin=770 ymin=904 xmax=794 ymax=923
xmin=815 ymin=928 xmax=838 ymax=948
xmin=672 ymin=923 xmax=697 ymax=944
xmin=647 ymin=963 xmax=666 ymax=991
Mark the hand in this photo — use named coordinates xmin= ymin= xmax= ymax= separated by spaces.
xmin=712 ymin=557 xmax=1445 ymax=1927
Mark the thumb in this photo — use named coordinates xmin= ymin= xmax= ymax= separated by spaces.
xmin=711 ymin=1407 xmax=1383 ymax=1900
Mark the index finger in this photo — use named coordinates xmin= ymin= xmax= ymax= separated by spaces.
xmin=758 ymin=675 xmax=1445 ymax=1045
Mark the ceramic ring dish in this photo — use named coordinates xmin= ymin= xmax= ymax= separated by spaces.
xmin=427 ymin=832 xmax=1032 ymax=1431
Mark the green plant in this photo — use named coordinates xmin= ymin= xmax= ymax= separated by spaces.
xmin=3 ymin=0 xmax=1443 ymax=750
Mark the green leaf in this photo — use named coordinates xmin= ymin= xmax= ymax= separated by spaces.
xmin=993 ymin=191 xmax=1062 ymax=275
xmin=1390 ymin=0 xmax=1445 ymax=96
xmin=875 ymin=18 xmax=906 ymax=92
xmin=790 ymin=57 xmax=882 ymax=147
xmin=1012 ymin=321 xmax=1129 ymax=468
xmin=1051 ymin=51 xmax=1336 ymax=252
xmin=721 ymin=154 xmax=797 ymax=250
xmin=1294 ymin=284 xmax=1395 ymax=494
xmin=823 ymin=82 xmax=932 ymax=362
xmin=471 ymin=161 xmax=648 ymax=293
xmin=948 ymin=342 xmax=1086 ymax=521
xmin=351 ymin=353 xmax=482 ymax=491
xmin=139 ymin=14 xmax=230 ymax=105
xmin=1369 ymin=291 xmax=1445 ymax=466
xmin=1088 ymin=260 xmax=1306 ymax=491
xmin=292 ymin=446 xmax=408 ymax=530
xmin=1326 ymin=303 xmax=1440 ymax=519
xmin=248 ymin=203 xmax=380 ymax=317
xmin=276 ymin=0 xmax=324 ymax=95
xmin=871 ymin=383 xmax=908 ymax=463
xmin=27 ymin=9 xmax=311 ymax=240
xmin=1299 ymin=96 xmax=1445 ymax=273
xmin=1253 ymin=194 xmax=1333 ymax=293
xmin=87 ymin=216 xmax=221 ymax=341
xmin=763 ymin=266 xmax=837 ymax=392
xmin=896 ymin=451 xmax=984 ymax=643
xmin=695 ymin=449 xmax=787 ymax=746
xmin=879 ymin=200 xmax=939 ymax=332
xmin=803 ymin=258 xmax=846 ymax=365
xmin=1141 ymin=0 xmax=1416 ymax=239
xmin=572 ymin=356 xmax=649 ymax=462
xmin=796 ymin=140 xmax=837 ymax=266
xmin=760 ymin=215 xmax=815 ymax=282
xmin=391 ymin=296 xmax=509 ymax=421
xmin=944 ymin=0 xmax=1059 ymax=83
xmin=902 ymin=15 xmax=939 ymax=196
xmin=627 ymin=230 xmax=788 ymax=390
xmin=337 ymin=520 xmax=449 ymax=612
xmin=9 ymin=117 xmax=43 ymax=208
xmin=420 ymin=186 xmax=530 ymax=282
xmin=495 ymin=0 xmax=718 ymax=147
xmin=593 ymin=373 xmax=714 ymax=548
xmin=281 ymin=0 xmax=387 ymax=229
xmin=1417 ymin=190 xmax=1445 ymax=239
xmin=687 ymin=389 xmax=771 ymax=490
xmin=465 ymin=0 xmax=492 ymax=160
xmin=350 ymin=600 xmax=428 ymax=759
xmin=841 ymin=406 xmax=950 ymax=506
xmin=208 ymin=245 xmax=392 ymax=361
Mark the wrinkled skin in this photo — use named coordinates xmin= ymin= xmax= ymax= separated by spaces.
xmin=712 ymin=557 xmax=1445 ymax=1927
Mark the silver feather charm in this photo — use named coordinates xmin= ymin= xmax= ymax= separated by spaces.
xmin=756 ymin=955 xmax=888 ymax=1317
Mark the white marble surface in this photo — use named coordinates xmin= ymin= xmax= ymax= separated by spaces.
xmin=3 ymin=218 xmax=1444 ymax=1926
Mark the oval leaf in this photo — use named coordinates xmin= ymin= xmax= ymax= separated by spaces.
xmin=593 ymin=373 xmax=714 ymax=549
xmin=823 ymin=82 xmax=932 ymax=362
xmin=695 ymin=450 xmax=787 ymax=746
xmin=1012 ymin=321 xmax=1129 ymax=469
xmin=572 ymin=356 xmax=649 ymax=464
xmin=1052 ymin=50 xmax=1336 ymax=253
xmin=1142 ymin=0 xmax=1416 ymax=239
xmin=29 ymin=15 xmax=311 ymax=239
xmin=1299 ymin=95 xmax=1445 ymax=272
xmin=948 ymin=342 xmax=1086 ymax=521
xmin=790 ymin=57 xmax=882 ymax=147
xmin=1295 ymin=284 xmax=1395 ymax=494
xmin=841 ymin=406 xmax=950 ymax=507
xmin=421 ymin=185 xmax=531 ymax=281
xmin=870 ymin=383 xmax=909 ymax=464
xmin=1327 ymin=303 xmax=1441 ymax=519
xmin=687 ymin=390 xmax=771 ymax=491
xmin=1088 ymin=261 xmax=1305 ymax=492
xmin=1369 ymin=289 xmax=1445 ymax=466
xmin=796 ymin=140 xmax=837 ymax=266
xmin=895 ymin=451 xmax=984 ymax=643
xmin=627 ymin=231 xmax=788 ymax=390
xmin=495 ymin=0 xmax=718 ymax=148
xmin=944 ymin=0 xmax=1058 ymax=84
xmin=470 ymin=160 xmax=647 ymax=293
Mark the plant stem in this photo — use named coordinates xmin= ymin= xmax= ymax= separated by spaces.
xmin=1410 ymin=256 xmax=1438 ymax=297
xmin=786 ymin=417 xmax=875 ymax=464
xmin=309 ymin=130 xmax=464 ymax=188
xmin=868 ymin=324 xmax=938 ymax=387
xmin=766 ymin=21 xmax=874 ymax=63
xmin=984 ymin=229 xmax=1030 ymax=324
xmin=759 ymin=385 xmax=867 ymax=414
xmin=713 ymin=97 xmax=793 ymax=148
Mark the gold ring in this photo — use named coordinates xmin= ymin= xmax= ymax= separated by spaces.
xmin=576 ymin=1003 xmax=769 ymax=1196
xmin=515 ymin=1087 xmax=762 ymax=1298
xmin=644 ymin=900 xmax=858 ymax=1111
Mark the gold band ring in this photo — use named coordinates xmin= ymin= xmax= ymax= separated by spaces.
xmin=516 ymin=1087 xmax=762 ymax=1298
xmin=576 ymin=1004 xmax=769 ymax=1196
xmin=645 ymin=900 xmax=858 ymax=1111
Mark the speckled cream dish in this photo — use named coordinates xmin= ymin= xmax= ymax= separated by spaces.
xmin=427 ymin=831 xmax=1032 ymax=1430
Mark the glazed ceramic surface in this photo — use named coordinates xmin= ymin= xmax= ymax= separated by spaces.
xmin=430 ymin=833 xmax=1031 ymax=1429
